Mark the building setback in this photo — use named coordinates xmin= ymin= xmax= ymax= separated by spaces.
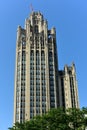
xmin=13 ymin=11 xmax=79 ymax=123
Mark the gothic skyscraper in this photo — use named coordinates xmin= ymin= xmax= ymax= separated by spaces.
xmin=14 ymin=11 xmax=79 ymax=123
xmin=14 ymin=12 xmax=59 ymax=123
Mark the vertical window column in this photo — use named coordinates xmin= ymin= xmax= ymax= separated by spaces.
xmin=36 ymin=51 xmax=40 ymax=115
xmin=49 ymin=52 xmax=55 ymax=108
xmin=41 ymin=51 xmax=46 ymax=113
xmin=20 ymin=51 xmax=26 ymax=122
xmin=30 ymin=51 xmax=34 ymax=119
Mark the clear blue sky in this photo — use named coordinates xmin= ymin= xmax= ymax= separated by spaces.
xmin=0 ymin=0 xmax=87 ymax=129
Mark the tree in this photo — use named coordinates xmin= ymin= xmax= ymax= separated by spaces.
xmin=81 ymin=107 xmax=87 ymax=130
xmin=44 ymin=108 xmax=70 ymax=130
xmin=67 ymin=108 xmax=85 ymax=130
xmin=9 ymin=107 xmax=87 ymax=130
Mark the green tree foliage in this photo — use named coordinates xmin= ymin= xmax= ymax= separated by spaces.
xmin=9 ymin=107 xmax=87 ymax=130
xmin=66 ymin=108 xmax=84 ymax=130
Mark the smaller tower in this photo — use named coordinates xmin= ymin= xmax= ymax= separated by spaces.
xmin=58 ymin=63 xmax=79 ymax=108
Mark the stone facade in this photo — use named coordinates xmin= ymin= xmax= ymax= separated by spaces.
xmin=14 ymin=12 xmax=59 ymax=123
xmin=58 ymin=63 xmax=79 ymax=108
xmin=13 ymin=11 xmax=79 ymax=123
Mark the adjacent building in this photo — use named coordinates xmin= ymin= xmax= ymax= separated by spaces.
xmin=13 ymin=11 xmax=79 ymax=123
xmin=58 ymin=63 xmax=79 ymax=109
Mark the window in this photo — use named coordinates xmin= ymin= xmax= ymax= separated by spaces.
xmin=50 ymin=91 xmax=54 ymax=96
xmin=30 ymin=113 xmax=33 ymax=118
xmin=16 ymin=114 xmax=19 ymax=120
xmin=50 ymin=102 xmax=55 ymax=108
xmin=50 ymin=86 xmax=54 ymax=91
xmin=50 ymin=97 xmax=55 ymax=102
xmin=34 ymin=25 xmax=38 ymax=33
xmin=50 ymin=80 xmax=54 ymax=84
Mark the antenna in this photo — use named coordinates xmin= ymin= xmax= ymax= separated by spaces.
xmin=30 ymin=3 xmax=34 ymax=12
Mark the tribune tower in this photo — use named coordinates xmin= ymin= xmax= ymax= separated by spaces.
xmin=14 ymin=12 xmax=59 ymax=123
xmin=14 ymin=11 xmax=79 ymax=123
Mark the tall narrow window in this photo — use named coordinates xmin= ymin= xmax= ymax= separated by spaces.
xmin=34 ymin=25 xmax=38 ymax=33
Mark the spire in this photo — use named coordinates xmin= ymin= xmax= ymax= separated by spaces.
xmin=30 ymin=3 xmax=34 ymax=12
